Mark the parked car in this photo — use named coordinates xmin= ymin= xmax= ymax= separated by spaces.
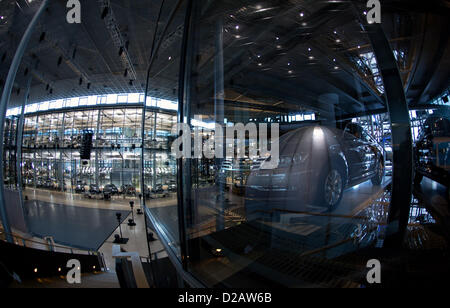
xmin=245 ymin=125 xmax=385 ymax=219
xmin=151 ymin=184 xmax=165 ymax=194
xmin=103 ymin=184 xmax=119 ymax=195
xmin=167 ymin=180 xmax=177 ymax=192
xmin=414 ymin=116 xmax=450 ymax=197
xmin=75 ymin=181 xmax=86 ymax=193
xmin=121 ymin=184 xmax=136 ymax=196
xmin=89 ymin=184 xmax=101 ymax=194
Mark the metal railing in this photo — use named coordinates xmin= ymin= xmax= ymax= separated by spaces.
xmin=0 ymin=228 xmax=107 ymax=271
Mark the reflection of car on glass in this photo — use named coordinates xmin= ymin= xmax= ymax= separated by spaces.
xmin=245 ymin=125 xmax=385 ymax=219
xmin=414 ymin=116 xmax=450 ymax=196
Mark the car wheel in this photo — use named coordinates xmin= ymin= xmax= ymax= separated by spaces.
xmin=316 ymin=167 xmax=345 ymax=212
xmin=371 ymin=160 xmax=385 ymax=186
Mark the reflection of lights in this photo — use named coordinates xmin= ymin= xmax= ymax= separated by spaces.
xmin=313 ymin=127 xmax=325 ymax=140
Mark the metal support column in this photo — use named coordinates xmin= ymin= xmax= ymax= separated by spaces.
xmin=16 ymin=76 xmax=32 ymax=215
xmin=214 ymin=17 xmax=225 ymax=232
xmin=59 ymin=112 xmax=66 ymax=192
xmin=95 ymin=109 xmax=101 ymax=185
xmin=366 ymin=23 xmax=414 ymax=247
xmin=0 ymin=0 xmax=49 ymax=243
xmin=153 ymin=112 xmax=157 ymax=188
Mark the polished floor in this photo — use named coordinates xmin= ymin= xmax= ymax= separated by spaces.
xmin=24 ymin=200 xmax=130 ymax=250
xmin=21 ymin=188 xmax=171 ymax=272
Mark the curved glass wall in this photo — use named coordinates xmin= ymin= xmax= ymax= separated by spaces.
xmin=143 ymin=0 xmax=189 ymax=258
xmin=178 ymin=0 xmax=397 ymax=287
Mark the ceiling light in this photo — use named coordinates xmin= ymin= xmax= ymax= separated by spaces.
xmin=300 ymin=12 xmax=304 ymax=17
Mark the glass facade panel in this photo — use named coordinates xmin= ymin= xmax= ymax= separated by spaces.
xmin=143 ymin=0 xmax=188 ymax=258
xmin=178 ymin=0 xmax=395 ymax=287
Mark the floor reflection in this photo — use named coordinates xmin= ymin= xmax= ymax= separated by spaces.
xmin=186 ymin=176 xmax=450 ymax=287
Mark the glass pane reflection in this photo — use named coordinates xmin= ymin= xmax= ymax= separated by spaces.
xmin=181 ymin=0 xmax=394 ymax=287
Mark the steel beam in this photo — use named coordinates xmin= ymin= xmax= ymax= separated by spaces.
xmin=365 ymin=23 xmax=414 ymax=248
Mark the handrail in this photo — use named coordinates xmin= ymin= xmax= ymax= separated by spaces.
xmin=0 ymin=228 xmax=102 ymax=257
xmin=112 ymin=245 xmax=150 ymax=288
